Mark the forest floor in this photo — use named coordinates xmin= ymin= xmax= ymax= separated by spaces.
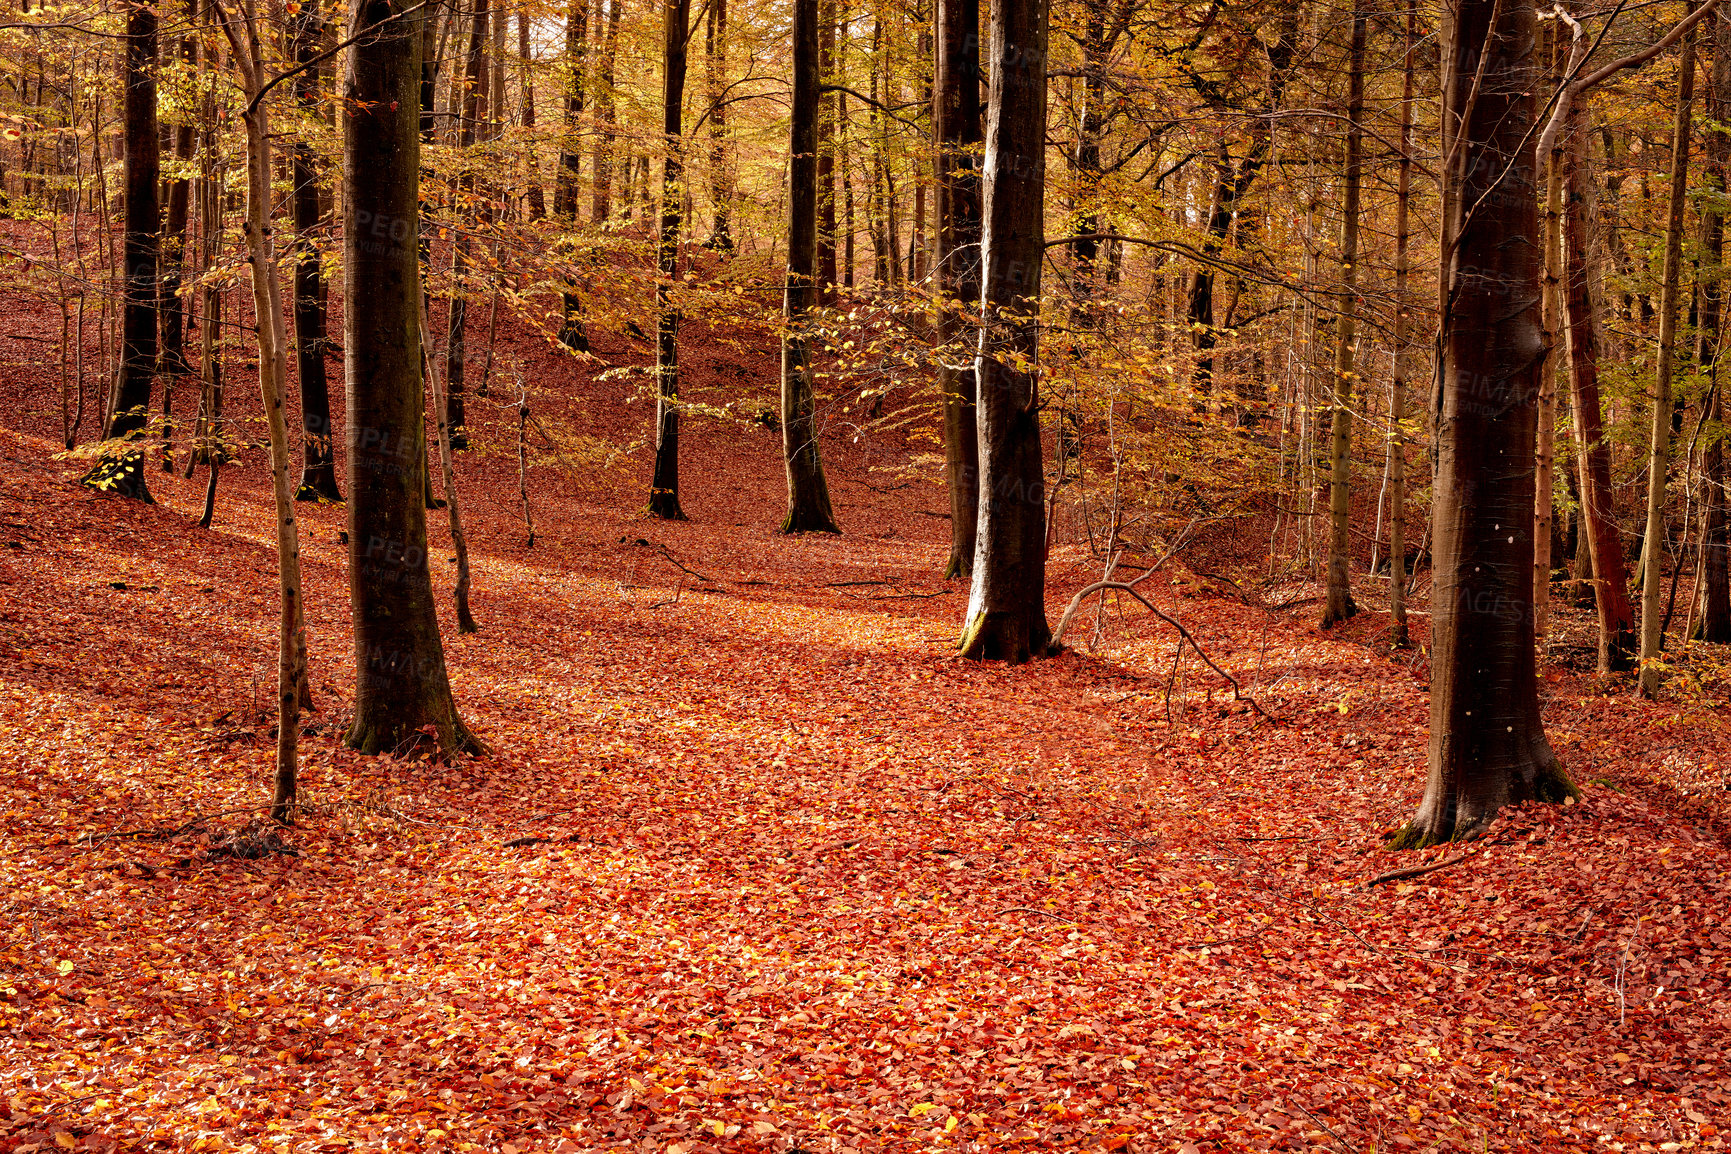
xmin=3 ymin=284 xmax=1731 ymax=1153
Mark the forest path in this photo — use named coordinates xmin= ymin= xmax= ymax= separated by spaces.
xmin=2 ymin=410 xmax=1729 ymax=1153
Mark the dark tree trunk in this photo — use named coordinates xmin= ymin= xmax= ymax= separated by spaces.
xmin=958 ymin=0 xmax=1050 ymax=663
xmin=815 ymin=0 xmax=837 ymax=296
xmin=1562 ymin=107 xmax=1637 ymax=671
xmin=704 ymin=0 xmax=732 ymax=251
xmin=86 ymin=0 xmax=159 ymax=501
xmin=936 ymin=0 xmax=981 ymax=578
xmin=520 ymin=10 xmax=545 ymax=219
xmin=343 ymin=0 xmax=478 ymax=756
xmin=158 ymin=60 xmax=194 ymax=475
xmin=1395 ymin=0 xmax=1575 ymax=848
xmin=780 ymin=0 xmax=840 ymax=534
xmin=447 ymin=0 xmax=491 ymax=450
xmin=1320 ymin=6 xmax=1366 ymax=629
xmin=557 ymin=0 xmax=590 ymax=351
xmin=648 ymin=0 xmax=691 ymax=520
xmin=293 ymin=8 xmax=342 ymax=500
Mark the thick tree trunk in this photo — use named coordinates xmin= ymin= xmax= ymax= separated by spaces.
xmin=816 ymin=0 xmax=837 ymax=296
xmin=86 ymin=0 xmax=159 ymax=502
xmin=1562 ymin=110 xmax=1638 ymax=671
xmin=158 ymin=35 xmax=195 ymax=476
xmin=1639 ymin=24 xmax=1697 ymax=699
xmin=520 ymin=9 xmax=545 ymax=219
xmin=292 ymin=8 xmax=342 ymax=501
xmin=936 ymin=0 xmax=982 ymax=578
xmin=780 ymin=0 xmax=840 ymax=534
xmin=648 ymin=0 xmax=691 ymax=520
xmin=1534 ymin=27 xmax=1564 ymax=639
xmin=344 ymin=0 xmax=478 ymax=756
xmin=1395 ymin=0 xmax=1575 ymax=848
xmin=958 ymin=0 xmax=1050 ymax=663
xmin=1388 ymin=0 xmax=1415 ymax=648
xmin=1321 ymin=7 xmax=1366 ymax=629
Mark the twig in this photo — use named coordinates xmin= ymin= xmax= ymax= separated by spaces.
xmin=1362 ymin=852 xmax=1471 ymax=888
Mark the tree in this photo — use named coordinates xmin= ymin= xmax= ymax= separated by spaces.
xmin=1638 ymin=20 xmax=1698 ymax=698
xmin=447 ymin=0 xmax=492 ymax=451
xmin=1387 ymin=0 xmax=1416 ymax=649
xmin=779 ymin=0 xmax=840 ymax=534
xmin=292 ymin=3 xmax=342 ymax=502
xmin=1320 ymin=6 xmax=1366 ymax=629
xmin=83 ymin=0 xmax=158 ymax=502
xmin=1394 ymin=0 xmax=1576 ymax=848
xmin=958 ymin=0 xmax=1050 ymax=663
xmin=647 ymin=0 xmax=692 ymax=520
xmin=344 ymin=0 xmax=478 ymax=756
xmin=1698 ymin=8 xmax=1731 ymax=641
xmin=556 ymin=0 xmax=590 ymax=351
xmin=935 ymin=0 xmax=981 ymax=578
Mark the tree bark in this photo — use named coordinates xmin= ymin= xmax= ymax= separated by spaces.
xmin=447 ymin=0 xmax=490 ymax=450
xmin=1395 ymin=0 xmax=1576 ymax=848
xmin=1533 ymin=25 xmax=1564 ymax=639
xmin=556 ymin=0 xmax=590 ymax=350
xmin=936 ymin=0 xmax=981 ymax=578
xmin=1388 ymin=0 xmax=1415 ymax=648
xmin=591 ymin=0 xmax=621 ymax=222
xmin=815 ymin=0 xmax=836 ymax=295
xmin=958 ymin=0 xmax=1050 ymax=663
xmin=704 ymin=0 xmax=732 ymax=250
xmin=1639 ymin=19 xmax=1697 ymax=698
xmin=1698 ymin=9 xmax=1731 ymax=640
xmin=292 ymin=7 xmax=342 ymax=501
xmin=1562 ymin=109 xmax=1638 ymax=671
xmin=648 ymin=0 xmax=691 ymax=519
xmin=780 ymin=0 xmax=840 ymax=534
xmin=85 ymin=0 xmax=159 ymax=502
xmin=520 ymin=8 xmax=545 ymax=219
xmin=1321 ymin=6 xmax=1366 ymax=629
xmin=159 ymin=33 xmax=196 ymax=475
xmin=344 ymin=0 xmax=479 ymax=756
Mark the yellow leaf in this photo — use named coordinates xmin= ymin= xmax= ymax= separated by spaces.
xmin=944 ymin=1115 xmax=959 ymax=1133
xmin=909 ymin=1103 xmax=934 ymax=1117
xmin=56 ymin=960 xmax=73 ymax=975
xmin=1407 ymin=1104 xmax=1422 ymax=1122
xmin=707 ymin=1119 xmax=725 ymax=1138
xmin=55 ymin=1134 xmax=77 ymax=1150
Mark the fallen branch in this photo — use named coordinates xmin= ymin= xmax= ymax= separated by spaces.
xmin=1362 ymin=852 xmax=1471 ymax=888
xmin=999 ymin=907 xmax=1076 ymax=924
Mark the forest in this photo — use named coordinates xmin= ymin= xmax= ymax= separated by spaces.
xmin=1 ymin=0 xmax=1730 ymax=1146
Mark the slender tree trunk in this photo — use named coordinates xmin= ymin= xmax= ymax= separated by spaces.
xmin=704 ymin=0 xmax=732 ymax=250
xmin=936 ymin=0 xmax=981 ymax=577
xmin=1388 ymin=0 xmax=1414 ymax=648
xmin=556 ymin=0 xmax=589 ymax=350
xmin=1321 ymin=6 xmax=1366 ymax=629
xmin=1639 ymin=21 xmax=1697 ymax=699
xmin=815 ymin=0 xmax=837 ymax=295
xmin=1533 ymin=25 xmax=1564 ymax=639
xmin=344 ymin=0 xmax=479 ymax=756
xmin=85 ymin=0 xmax=159 ymax=501
xmin=648 ymin=0 xmax=691 ymax=519
xmin=1698 ymin=9 xmax=1731 ymax=641
xmin=780 ymin=0 xmax=841 ymax=534
xmin=447 ymin=0 xmax=490 ymax=450
xmin=1395 ymin=0 xmax=1575 ymax=848
xmin=958 ymin=0 xmax=1051 ymax=663
xmin=291 ymin=8 xmax=342 ymax=500
xmin=158 ymin=34 xmax=196 ymax=475
xmin=520 ymin=8 xmax=545 ymax=219
xmin=1563 ymin=109 xmax=1638 ymax=671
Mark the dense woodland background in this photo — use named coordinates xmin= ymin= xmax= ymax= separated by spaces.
xmin=2 ymin=0 xmax=1731 ymax=1148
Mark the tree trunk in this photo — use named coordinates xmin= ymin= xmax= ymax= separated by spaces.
xmin=780 ymin=0 xmax=841 ymax=534
xmin=591 ymin=0 xmax=621 ymax=222
xmin=958 ymin=0 xmax=1050 ymax=663
xmin=648 ymin=0 xmax=691 ymax=520
xmin=292 ymin=8 xmax=342 ymax=501
xmin=447 ymin=0 xmax=490 ymax=450
xmin=1387 ymin=0 xmax=1414 ymax=648
xmin=85 ymin=0 xmax=159 ymax=502
xmin=1563 ymin=109 xmax=1638 ymax=672
xmin=344 ymin=0 xmax=479 ymax=756
xmin=556 ymin=0 xmax=590 ymax=350
xmin=1321 ymin=6 xmax=1366 ymax=629
xmin=158 ymin=33 xmax=196 ymax=475
xmin=704 ymin=0 xmax=732 ymax=250
xmin=1639 ymin=21 xmax=1697 ymax=699
xmin=1394 ymin=0 xmax=1576 ymax=848
xmin=1699 ymin=9 xmax=1731 ymax=643
xmin=816 ymin=0 xmax=837 ymax=296
xmin=520 ymin=8 xmax=545 ymax=219
xmin=1533 ymin=27 xmax=1564 ymax=640
xmin=936 ymin=0 xmax=981 ymax=578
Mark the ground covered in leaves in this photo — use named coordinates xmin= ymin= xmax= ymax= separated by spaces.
xmin=3 ymin=307 xmax=1731 ymax=1153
